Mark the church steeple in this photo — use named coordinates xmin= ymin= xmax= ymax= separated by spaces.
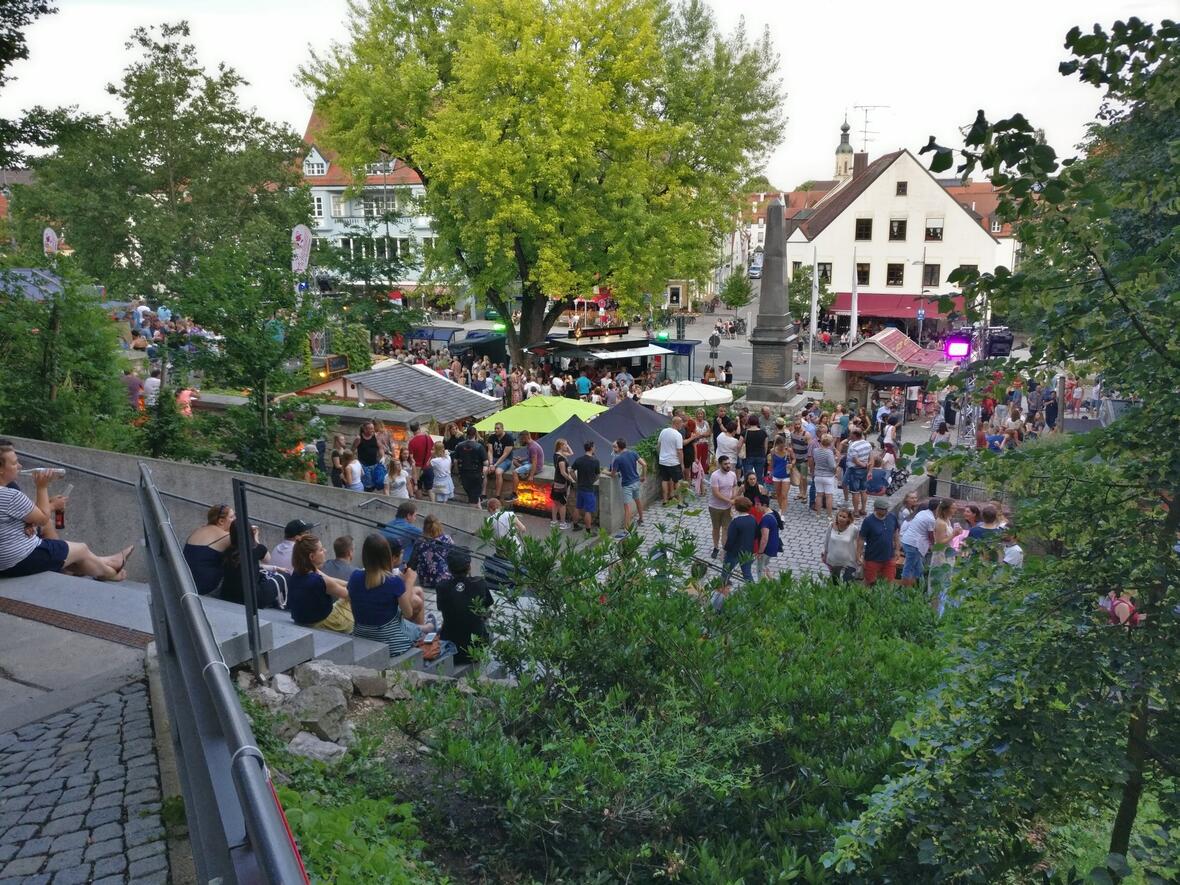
xmin=834 ymin=116 xmax=854 ymax=179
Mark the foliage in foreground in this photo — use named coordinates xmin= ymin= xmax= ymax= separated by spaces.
xmin=407 ymin=525 xmax=946 ymax=881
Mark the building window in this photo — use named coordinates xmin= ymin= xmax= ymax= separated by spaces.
xmin=422 ymin=237 xmax=438 ymax=254
xmin=856 ymin=263 xmax=870 ymax=286
xmin=312 ymin=196 xmax=324 ymax=219
xmin=854 ymin=218 xmax=872 ymax=240
xmin=924 ymin=219 xmax=944 ymax=241
xmin=990 ymin=217 xmax=1003 ymax=233
xmin=304 ymin=160 xmax=326 ymax=177
xmin=668 ymin=286 xmax=681 ymax=305
xmin=817 ymin=262 xmax=832 ymax=284
xmin=362 ymin=196 xmax=392 ymax=218
xmin=955 ymin=264 xmax=978 ymax=283
xmin=791 ymin=260 xmax=802 ymax=276
xmin=330 ymin=195 xmax=345 ymax=218
xmin=896 ymin=181 xmax=908 ymax=196
xmin=886 ymin=263 xmax=904 ymax=286
xmin=922 ymin=263 xmax=941 ymax=287
xmin=338 ymin=237 xmax=352 ymax=256
xmin=365 ymin=161 xmax=394 ymax=174
xmin=889 ymin=219 xmax=907 ymax=241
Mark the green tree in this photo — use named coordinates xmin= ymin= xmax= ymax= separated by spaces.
xmin=717 ymin=271 xmax=752 ymax=308
xmin=741 ymin=173 xmax=776 ymax=192
xmin=827 ymin=17 xmax=1180 ymax=882
xmin=13 ymin=22 xmax=308 ymax=300
xmin=786 ymin=264 xmax=832 ymax=320
xmin=302 ymin=0 xmax=783 ymax=365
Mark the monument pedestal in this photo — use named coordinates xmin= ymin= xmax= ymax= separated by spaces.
xmin=744 ymin=331 xmax=798 ymax=402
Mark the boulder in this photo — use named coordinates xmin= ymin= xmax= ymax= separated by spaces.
xmin=398 ymin=669 xmax=454 ymax=688
xmin=287 ymin=684 xmax=348 ymax=742
xmin=293 ymin=660 xmax=353 ymax=695
xmin=383 ymin=681 xmax=411 ymax=702
xmin=287 ymin=731 xmax=346 ymax=763
xmin=272 ymin=673 xmax=299 ymax=696
xmin=250 ymin=686 xmax=285 ymax=710
xmin=339 ymin=665 xmax=387 ymax=698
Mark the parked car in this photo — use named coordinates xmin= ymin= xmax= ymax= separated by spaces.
xmin=748 ymin=262 xmax=763 ymax=279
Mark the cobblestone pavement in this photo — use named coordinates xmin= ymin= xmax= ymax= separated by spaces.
xmin=635 ymin=487 xmax=858 ymax=582
xmin=0 ymin=682 xmax=170 ymax=885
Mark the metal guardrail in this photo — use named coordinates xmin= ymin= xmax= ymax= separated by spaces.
xmin=137 ymin=463 xmax=308 ymax=884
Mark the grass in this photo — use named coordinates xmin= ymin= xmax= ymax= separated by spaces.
xmin=1043 ymin=792 xmax=1163 ymax=882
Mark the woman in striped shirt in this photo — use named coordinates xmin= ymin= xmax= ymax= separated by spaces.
xmin=348 ymin=534 xmax=430 ymax=657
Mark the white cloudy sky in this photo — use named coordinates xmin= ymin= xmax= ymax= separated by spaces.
xmin=2 ymin=0 xmax=1174 ymax=186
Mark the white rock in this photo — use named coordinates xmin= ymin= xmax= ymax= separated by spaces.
xmin=272 ymin=673 xmax=299 ymax=696
xmin=339 ymin=665 xmax=387 ymax=697
xmin=287 ymin=684 xmax=349 ymax=742
xmin=287 ymin=731 xmax=346 ymax=763
xmin=293 ymin=660 xmax=353 ymax=695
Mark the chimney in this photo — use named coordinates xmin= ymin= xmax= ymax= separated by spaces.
xmin=852 ymin=152 xmax=868 ymax=179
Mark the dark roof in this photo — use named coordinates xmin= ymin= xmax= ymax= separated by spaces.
xmin=536 ymin=416 xmax=615 ymax=463
xmin=587 ymin=396 xmax=670 ymax=444
xmin=346 ymin=362 xmax=500 ymax=424
xmin=798 ymin=151 xmax=903 ymax=239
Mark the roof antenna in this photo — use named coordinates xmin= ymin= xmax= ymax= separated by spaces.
xmin=852 ymin=104 xmax=890 ymax=152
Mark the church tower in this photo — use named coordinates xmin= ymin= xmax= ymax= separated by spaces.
xmin=834 ymin=116 xmax=854 ymax=179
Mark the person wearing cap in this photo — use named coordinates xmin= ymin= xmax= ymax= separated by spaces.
xmin=857 ymin=498 xmax=901 ymax=584
xmin=435 ymin=547 xmax=495 ymax=664
xmin=270 ymin=518 xmax=317 ymax=572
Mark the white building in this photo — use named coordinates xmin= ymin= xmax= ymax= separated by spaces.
xmin=301 ymin=113 xmax=438 ymax=289
xmin=783 ymin=147 xmax=1015 ymax=332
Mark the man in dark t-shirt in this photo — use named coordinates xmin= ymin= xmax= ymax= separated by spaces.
xmin=571 ymin=441 xmax=601 ymax=532
xmin=857 ymin=498 xmax=900 ymax=584
xmin=436 ymin=548 xmax=495 ymax=664
xmin=485 ymin=423 xmax=515 ymax=500
xmin=453 ymin=427 xmax=488 ymax=507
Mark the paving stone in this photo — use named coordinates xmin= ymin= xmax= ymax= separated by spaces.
xmin=123 ymin=790 xmax=159 ymax=807
xmin=15 ymin=838 xmax=53 ymax=859
xmin=85 ymin=806 xmax=122 ymax=829
xmin=47 ymin=801 xmax=90 ymax=822
xmin=36 ymin=818 xmax=81 ymax=839
xmin=91 ymin=854 xmax=127 ymax=877
xmin=128 ymin=872 xmax=167 ymax=885
xmin=48 ymin=864 xmax=91 ymax=885
xmin=127 ymin=853 xmax=166 ymax=878
xmin=19 ymin=808 xmax=49 ymax=827
xmin=92 ymin=876 xmax=126 ymax=885
xmin=0 ymin=845 xmax=13 ymax=863
xmin=41 ymin=849 xmax=83 ymax=872
xmin=124 ymin=777 xmax=156 ymax=795
xmin=91 ymin=792 xmax=122 ymax=810
xmin=0 ymin=856 xmax=45 ymax=876
xmin=83 ymin=840 xmax=122 ymax=863
xmin=125 ymin=842 xmax=163 ymax=863
xmin=0 ymin=826 xmax=36 ymax=846
xmin=92 ymin=781 xmax=123 ymax=799
xmin=46 ymin=832 xmax=87 ymax=855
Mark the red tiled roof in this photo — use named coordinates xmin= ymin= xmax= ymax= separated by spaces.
xmin=872 ymin=328 xmax=944 ymax=368
xmin=796 ymin=152 xmax=904 ymax=239
xmin=301 ymin=111 xmax=423 ymax=188
xmin=830 ymin=292 xmax=964 ymax=320
xmin=743 ymin=187 xmax=834 ymax=224
xmin=945 ymin=180 xmax=1012 ymax=237
xmin=838 ymin=358 xmax=896 ymax=373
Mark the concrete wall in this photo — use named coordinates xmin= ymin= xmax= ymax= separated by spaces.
xmin=8 ymin=436 xmax=510 ymax=584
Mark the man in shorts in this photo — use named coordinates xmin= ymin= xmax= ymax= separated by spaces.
xmin=571 ymin=441 xmax=601 ymax=532
xmin=609 ymin=438 xmax=646 ymax=535
xmin=484 ymin=423 xmax=515 ymax=500
xmin=857 ymin=497 xmax=900 ymax=584
xmin=506 ymin=429 xmax=543 ymax=500
xmin=656 ymin=416 xmax=685 ymax=504
xmin=845 ymin=428 xmax=873 ymax=517
xmin=707 ymin=455 xmax=738 ymax=559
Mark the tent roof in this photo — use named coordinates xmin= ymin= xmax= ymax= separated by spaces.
xmin=536 ymin=416 xmax=616 ymax=462
xmin=588 ymin=396 xmax=670 ymax=444
xmin=474 ymin=395 xmax=606 ymax=433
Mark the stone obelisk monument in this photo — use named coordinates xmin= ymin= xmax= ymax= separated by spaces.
xmin=744 ymin=197 xmax=797 ymax=401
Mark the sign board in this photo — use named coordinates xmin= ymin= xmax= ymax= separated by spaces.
xmin=916 ymin=308 xmax=926 ymax=322
xmin=570 ymin=324 xmax=630 ymax=340
xmin=42 ymin=227 xmax=58 ymax=256
xmin=291 ymin=224 xmax=312 ymax=273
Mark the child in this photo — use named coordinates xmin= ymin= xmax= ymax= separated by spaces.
xmin=387 ymin=459 xmax=410 ymax=498
xmin=865 ymin=453 xmax=889 ymax=496
xmin=1001 ymin=525 xmax=1023 ymax=568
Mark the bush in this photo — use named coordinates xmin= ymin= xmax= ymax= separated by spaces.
xmin=409 ymin=527 xmax=946 ymax=880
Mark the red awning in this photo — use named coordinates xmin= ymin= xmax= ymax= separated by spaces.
xmin=831 ymin=292 xmax=964 ymax=319
xmin=838 ymin=359 xmax=897 ymax=373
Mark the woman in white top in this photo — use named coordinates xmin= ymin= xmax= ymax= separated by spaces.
xmin=930 ymin=497 xmax=957 ymax=614
xmin=430 ymin=440 xmax=454 ymax=504
xmin=342 ymin=451 xmax=364 ymax=492
xmin=387 ymin=459 xmax=410 ymax=498
xmin=821 ymin=508 xmax=859 ymax=584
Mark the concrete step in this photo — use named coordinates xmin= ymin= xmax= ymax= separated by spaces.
xmin=0 ymin=574 xmax=273 ymax=667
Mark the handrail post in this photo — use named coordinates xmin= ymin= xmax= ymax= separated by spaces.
xmin=232 ymin=478 xmax=265 ymax=680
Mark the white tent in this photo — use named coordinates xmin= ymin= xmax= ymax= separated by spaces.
xmin=639 ymin=380 xmax=733 ymax=411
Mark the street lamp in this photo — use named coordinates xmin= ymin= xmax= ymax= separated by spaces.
xmin=911 ymin=246 xmax=930 ymax=347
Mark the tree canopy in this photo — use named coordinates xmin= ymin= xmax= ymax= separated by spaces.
xmin=13 ymin=22 xmax=309 ymax=300
xmin=302 ymin=0 xmax=783 ymax=363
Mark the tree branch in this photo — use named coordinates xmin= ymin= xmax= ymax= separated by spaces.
xmin=1084 ymin=245 xmax=1180 ymax=371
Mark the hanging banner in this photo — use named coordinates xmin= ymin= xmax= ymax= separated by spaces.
xmin=291 ymin=224 xmax=312 ymax=273
xmin=42 ymin=227 xmax=59 ymax=256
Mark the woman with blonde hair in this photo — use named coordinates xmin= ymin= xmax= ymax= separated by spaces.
xmin=414 ymin=514 xmax=453 ymax=588
xmin=550 ymin=438 xmax=574 ymax=528
xmin=430 ymin=440 xmax=454 ymax=503
xmin=287 ymin=535 xmax=353 ymax=632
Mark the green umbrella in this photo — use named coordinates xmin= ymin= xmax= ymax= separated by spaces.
xmin=474 ymin=395 xmax=607 ymax=433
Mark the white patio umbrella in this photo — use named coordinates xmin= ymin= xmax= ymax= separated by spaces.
xmin=639 ymin=380 xmax=733 ymax=410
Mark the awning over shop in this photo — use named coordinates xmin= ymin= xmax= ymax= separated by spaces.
xmin=838 ymin=359 xmax=896 ymax=373
xmin=830 ymin=292 xmax=964 ymax=320
xmin=406 ymin=326 xmax=463 ymax=343
xmin=589 ymin=344 xmax=673 ymax=360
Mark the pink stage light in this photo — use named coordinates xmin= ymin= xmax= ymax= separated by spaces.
xmin=944 ymin=336 xmax=972 ymax=360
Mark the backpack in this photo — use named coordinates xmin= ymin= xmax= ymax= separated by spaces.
xmin=258 ymin=570 xmax=288 ymax=610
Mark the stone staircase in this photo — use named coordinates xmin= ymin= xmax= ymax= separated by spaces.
xmin=0 ymin=573 xmax=391 ymax=673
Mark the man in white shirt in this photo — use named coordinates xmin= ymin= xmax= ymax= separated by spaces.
xmin=143 ymin=369 xmax=162 ymax=407
xmin=899 ymin=501 xmax=936 ymax=587
xmin=656 ymin=417 xmax=685 ymax=504
xmin=707 ymin=455 xmax=738 ymax=559
xmin=271 ymin=519 xmax=316 ymax=571
xmin=715 ymin=420 xmax=742 ymax=465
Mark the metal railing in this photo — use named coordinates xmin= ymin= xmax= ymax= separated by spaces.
xmin=138 ymin=464 xmax=308 ymax=885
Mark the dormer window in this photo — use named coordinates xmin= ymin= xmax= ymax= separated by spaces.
xmin=304 ymin=159 xmax=326 ymax=176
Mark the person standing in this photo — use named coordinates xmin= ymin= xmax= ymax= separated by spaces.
xmin=609 ymin=438 xmax=646 ymax=534
xmin=550 ymin=438 xmax=574 ymax=529
xmin=899 ymin=499 xmax=938 ymax=588
xmin=811 ymin=433 xmax=838 ymax=520
xmin=657 ymin=416 xmax=685 ymax=505
xmin=122 ymin=369 xmax=144 ymax=411
xmin=454 ymin=426 xmax=489 ymax=507
xmin=429 ymin=441 xmax=454 ymax=504
xmin=741 ymin=416 xmax=768 ymax=481
xmin=789 ymin=420 xmax=812 ymax=510
xmin=753 ymin=500 xmax=782 ymax=579
xmin=143 ymin=369 xmax=161 ymax=408
xmin=329 ymin=434 xmax=348 ymax=488
xmin=822 ymin=508 xmax=859 ymax=584
xmin=720 ymin=496 xmax=758 ymax=585
xmin=407 ymin=422 xmax=434 ymax=500
xmin=353 ymin=421 xmax=386 ymax=493
xmin=707 ymin=454 xmax=738 ymax=559
xmin=857 ymin=498 xmax=901 ymax=584
xmin=769 ymin=434 xmax=791 ymax=512
xmin=715 ymin=419 xmax=742 ymax=466
xmin=845 ymin=428 xmax=873 ymax=517
xmin=571 ymin=441 xmax=602 ymax=532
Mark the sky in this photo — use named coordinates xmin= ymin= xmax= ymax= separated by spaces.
xmin=1 ymin=0 xmax=1174 ymax=187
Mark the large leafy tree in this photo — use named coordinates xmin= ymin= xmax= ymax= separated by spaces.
xmin=12 ymin=22 xmax=309 ymax=299
xmin=302 ymin=0 xmax=783 ymax=365
xmin=826 ymin=17 xmax=1180 ymax=882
